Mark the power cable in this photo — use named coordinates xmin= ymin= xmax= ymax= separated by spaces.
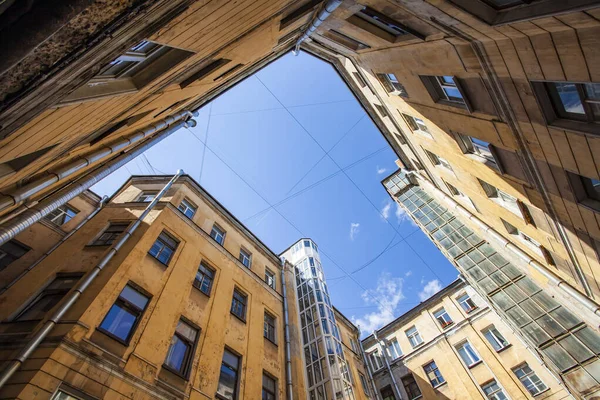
xmin=209 ymin=99 xmax=355 ymax=117
xmin=198 ymin=102 xmax=213 ymax=184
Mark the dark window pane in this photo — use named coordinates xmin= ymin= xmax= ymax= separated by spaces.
xmin=99 ymin=305 xmax=137 ymax=341
xmin=164 ymin=335 xmax=188 ymax=371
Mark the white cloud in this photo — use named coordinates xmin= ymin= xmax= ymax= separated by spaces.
xmin=352 ymin=272 xmax=404 ymax=334
xmin=418 ymin=279 xmax=442 ymax=301
xmin=349 ymin=222 xmax=360 ymax=241
xmin=396 ymin=203 xmax=417 ymax=227
xmin=377 ymin=166 xmax=387 ymax=175
xmin=405 ymin=270 xmax=413 ymax=278
xmin=381 ymin=202 xmax=392 ymax=220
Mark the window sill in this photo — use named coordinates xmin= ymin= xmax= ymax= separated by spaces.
xmin=411 ymin=341 xmax=425 ymax=349
xmin=440 ymin=322 xmax=454 ymax=330
xmin=579 ymin=198 xmax=600 ymax=214
xmin=191 ymin=284 xmax=211 ymax=298
xmin=432 ymin=381 xmax=447 ymax=390
xmin=161 ymin=364 xmax=190 ymax=381
xmin=230 ymin=312 xmax=246 ymax=324
xmin=465 ymin=154 xmax=499 ymax=172
xmin=549 ymin=119 xmax=600 ymax=138
xmin=96 ymin=327 xmax=131 ymax=346
xmin=496 ymin=344 xmax=512 ymax=353
xmin=467 ymin=360 xmax=483 ymax=369
xmin=532 ymin=388 xmax=551 ymax=397
xmin=464 ymin=307 xmax=478 ymax=314
xmin=147 ymin=253 xmax=171 ymax=268
xmin=265 ymin=336 xmax=278 ymax=347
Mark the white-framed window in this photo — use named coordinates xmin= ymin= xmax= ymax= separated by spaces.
xmin=456 ymin=133 xmax=497 ymax=165
xmin=478 ymin=179 xmax=523 ymax=217
xmin=45 ymin=204 xmax=78 ymax=226
xmin=178 ymin=198 xmax=197 ymax=219
xmin=513 ymin=363 xmax=548 ymax=396
xmin=501 ymin=218 xmax=544 ymax=256
xmin=402 ymin=113 xmax=431 ymax=138
xmin=386 ymin=338 xmax=402 ymax=360
xmin=456 ymin=341 xmax=481 ymax=367
xmin=482 ymin=326 xmax=510 ymax=352
xmin=457 ymin=293 xmax=477 ymax=313
xmin=482 ymin=380 xmax=508 ymax=400
xmin=406 ymin=326 xmax=423 ymax=348
xmin=369 ymin=350 xmax=384 ymax=371
xmin=421 ymin=75 xmax=470 ymax=110
xmin=210 ymin=224 xmax=226 ymax=245
xmin=137 ymin=191 xmax=158 ymax=203
xmin=425 ymin=150 xmax=453 ymax=172
xmin=433 ymin=308 xmax=453 ymax=328
xmin=265 ymin=268 xmax=276 ymax=290
xmin=423 ymin=361 xmax=445 ymax=387
xmin=239 ymin=248 xmax=252 ymax=268
xmin=377 ymin=73 xmax=408 ymax=97
xmin=445 ymin=181 xmax=479 ymax=212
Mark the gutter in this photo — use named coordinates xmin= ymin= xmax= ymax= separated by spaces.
xmin=0 ymin=195 xmax=108 ymax=295
xmin=373 ymin=330 xmax=403 ymax=399
xmin=0 ymin=170 xmax=184 ymax=389
xmin=293 ymin=0 xmax=343 ymax=54
xmin=359 ymin=329 xmax=382 ymax=400
xmin=280 ymin=257 xmax=294 ymax=400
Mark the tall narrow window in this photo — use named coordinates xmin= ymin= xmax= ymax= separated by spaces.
xmin=482 ymin=380 xmax=508 ymax=400
xmin=137 ymin=191 xmax=158 ymax=202
xmin=402 ymin=113 xmax=430 ymax=137
xmin=513 ymin=364 xmax=547 ymax=396
xmin=211 ymin=224 xmax=226 ymax=245
xmin=402 ymin=374 xmax=422 ymax=400
xmin=262 ymin=373 xmax=276 ymax=400
xmin=92 ymin=222 xmax=130 ymax=246
xmin=15 ymin=274 xmax=82 ymax=321
xmin=423 ymin=361 xmax=445 ymax=387
xmin=456 ymin=341 xmax=481 ymax=367
xmin=387 ymin=338 xmax=402 ymax=359
xmin=239 ymin=248 xmax=252 ymax=268
xmin=483 ymin=326 xmax=510 ymax=351
xmin=406 ymin=326 xmax=423 ymax=348
xmin=217 ymin=349 xmax=240 ymax=400
xmin=359 ymin=372 xmax=370 ymax=396
xmin=164 ymin=319 xmax=199 ymax=378
xmin=369 ymin=350 xmax=384 ymax=371
xmin=264 ymin=311 xmax=276 ymax=343
xmin=178 ymin=198 xmax=197 ymax=219
xmin=375 ymin=104 xmax=389 ymax=118
xmin=193 ymin=262 xmax=215 ymax=296
xmin=98 ymin=284 xmax=149 ymax=343
xmin=45 ymin=205 xmax=78 ymax=226
xmin=433 ymin=308 xmax=453 ymax=328
xmin=0 ymin=240 xmax=30 ymax=271
xmin=457 ymin=293 xmax=477 ymax=313
xmin=148 ymin=231 xmax=178 ymax=265
xmin=265 ymin=268 xmax=276 ymax=290
xmin=231 ymin=289 xmax=247 ymax=321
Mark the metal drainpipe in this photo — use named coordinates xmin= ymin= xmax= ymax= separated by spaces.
xmin=0 ymin=110 xmax=193 ymax=215
xmin=280 ymin=256 xmax=294 ymax=400
xmin=373 ymin=331 xmax=403 ymax=399
xmin=359 ymin=330 xmax=382 ymax=400
xmin=0 ymin=195 xmax=108 ymax=296
xmin=0 ymin=169 xmax=183 ymax=389
xmin=293 ymin=0 xmax=343 ymax=54
xmin=0 ymin=116 xmax=196 ymax=247
xmin=406 ymin=170 xmax=600 ymax=319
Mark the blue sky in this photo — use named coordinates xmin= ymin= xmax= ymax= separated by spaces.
xmin=92 ymin=51 xmax=458 ymax=336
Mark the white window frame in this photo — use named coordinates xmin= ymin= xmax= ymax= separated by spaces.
xmin=481 ymin=380 xmax=508 ymax=400
xmin=239 ymin=248 xmax=252 ymax=268
xmin=513 ymin=363 xmax=548 ymax=396
xmin=210 ymin=224 xmax=226 ymax=245
xmin=456 ymin=341 xmax=481 ymax=367
xmin=386 ymin=338 xmax=402 ymax=360
xmin=433 ymin=308 xmax=453 ymax=328
xmin=137 ymin=191 xmax=158 ymax=203
xmin=406 ymin=326 xmax=423 ymax=348
xmin=178 ymin=198 xmax=197 ymax=219
xmin=483 ymin=326 xmax=510 ymax=352
xmin=369 ymin=350 xmax=384 ymax=371
xmin=265 ymin=268 xmax=276 ymax=290
xmin=457 ymin=293 xmax=477 ymax=313
xmin=45 ymin=205 xmax=78 ymax=226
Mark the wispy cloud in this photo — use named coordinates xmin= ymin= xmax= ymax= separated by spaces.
xmin=350 ymin=222 xmax=360 ymax=241
xmin=418 ymin=279 xmax=442 ymax=301
xmin=352 ymin=272 xmax=404 ymax=334
xmin=396 ymin=203 xmax=417 ymax=226
xmin=377 ymin=166 xmax=387 ymax=175
xmin=381 ymin=201 xmax=392 ymax=220
xmin=405 ymin=270 xmax=413 ymax=278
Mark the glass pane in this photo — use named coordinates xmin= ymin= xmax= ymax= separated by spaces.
xmin=100 ymin=305 xmax=137 ymax=341
xmin=18 ymin=293 xmax=64 ymax=321
xmin=574 ymin=327 xmax=600 ymax=354
xmin=554 ymin=83 xmax=585 ymax=114
xmin=217 ymin=364 xmax=237 ymax=399
xmin=443 ymin=87 xmax=463 ymax=100
xmin=559 ymin=335 xmax=594 ymax=363
xmin=176 ymin=320 xmax=197 ymax=342
xmin=223 ymin=349 xmax=239 ymax=369
xmin=120 ymin=285 xmax=148 ymax=309
xmin=584 ymin=83 xmax=600 ymax=100
xmin=542 ymin=343 xmax=577 ymax=372
xmin=165 ymin=335 xmax=188 ymax=372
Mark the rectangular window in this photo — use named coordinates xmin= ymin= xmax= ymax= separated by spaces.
xmin=425 ymin=150 xmax=453 ymax=172
xmin=0 ymin=240 xmax=30 ymax=271
xmin=98 ymin=284 xmax=149 ymax=343
xmin=239 ymin=248 xmax=252 ymax=268
xmin=513 ymin=363 xmax=547 ymax=396
xmin=566 ymin=171 xmax=600 ymax=212
xmin=323 ymin=30 xmax=370 ymax=51
xmin=423 ymin=361 xmax=445 ymax=387
xmin=178 ymin=198 xmax=197 ymax=219
xmin=264 ymin=312 xmax=276 ymax=343
xmin=359 ymin=372 xmax=370 ymax=396
xmin=148 ymin=231 xmax=178 ymax=265
xmin=211 ymin=224 xmax=226 ymax=245
xmin=402 ymin=374 xmax=422 ymax=400
xmin=262 ymin=373 xmax=277 ymax=400
xmin=92 ymin=222 xmax=129 ymax=246
xmin=457 ymin=293 xmax=477 ymax=313
xmin=350 ymin=337 xmax=359 ymax=353
xmin=406 ymin=326 xmax=423 ymax=348
xmin=501 ymin=219 xmax=545 ymax=257
xmin=137 ymin=191 xmax=158 ymax=202
xmin=387 ymin=338 xmax=402 ymax=359
xmin=433 ymin=308 xmax=453 ymax=328
xmin=420 ymin=75 xmax=471 ymax=110
xmin=483 ymin=326 xmax=510 ymax=351
xmin=193 ymin=262 xmax=215 ymax=296
xmin=478 ymin=179 xmax=522 ymax=216
xmin=369 ymin=350 xmax=384 ymax=371
xmin=444 ymin=181 xmax=479 ymax=211
xmin=456 ymin=341 xmax=481 ymax=367
xmin=45 ymin=205 xmax=78 ymax=226
xmin=455 ymin=133 xmax=497 ymax=166
xmin=377 ymin=73 xmax=409 ymax=97
xmin=402 ymin=113 xmax=431 ymax=137
xmin=356 ymin=7 xmax=413 ymax=37
xmin=380 ymin=385 xmax=396 ymax=400
xmin=164 ymin=319 xmax=198 ymax=378
xmin=217 ymin=349 xmax=240 ymax=400
xmin=482 ymin=380 xmax=508 ymax=400
xmin=15 ymin=274 xmax=82 ymax=321
xmin=231 ymin=289 xmax=247 ymax=321
xmin=375 ymin=104 xmax=389 ymax=118
xmin=265 ymin=268 xmax=276 ymax=290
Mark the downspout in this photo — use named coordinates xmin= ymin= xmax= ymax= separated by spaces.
xmin=359 ymin=330 xmax=382 ymax=400
xmin=0 ymin=170 xmax=183 ymax=389
xmin=0 ymin=110 xmax=193 ymax=215
xmin=373 ymin=330 xmax=403 ymax=399
xmin=406 ymin=170 xmax=600 ymax=319
xmin=0 ymin=115 xmax=196 ymax=246
xmin=293 ymin=0 xmax=343 ymax=54
xmin=280 ymin=256 xmax=294 ymax=400
xmin=0 ymin=195 xmax=108 ymax=295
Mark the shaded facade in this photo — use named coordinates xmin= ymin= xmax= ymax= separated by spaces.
xmin=362 ymin=279 xmax=571 ymax=400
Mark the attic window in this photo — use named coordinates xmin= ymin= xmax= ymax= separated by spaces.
xmin=323 ymin=30 xmax=370 ymax=51
xmin=180 ymin=59 xmax=232 ymax=89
